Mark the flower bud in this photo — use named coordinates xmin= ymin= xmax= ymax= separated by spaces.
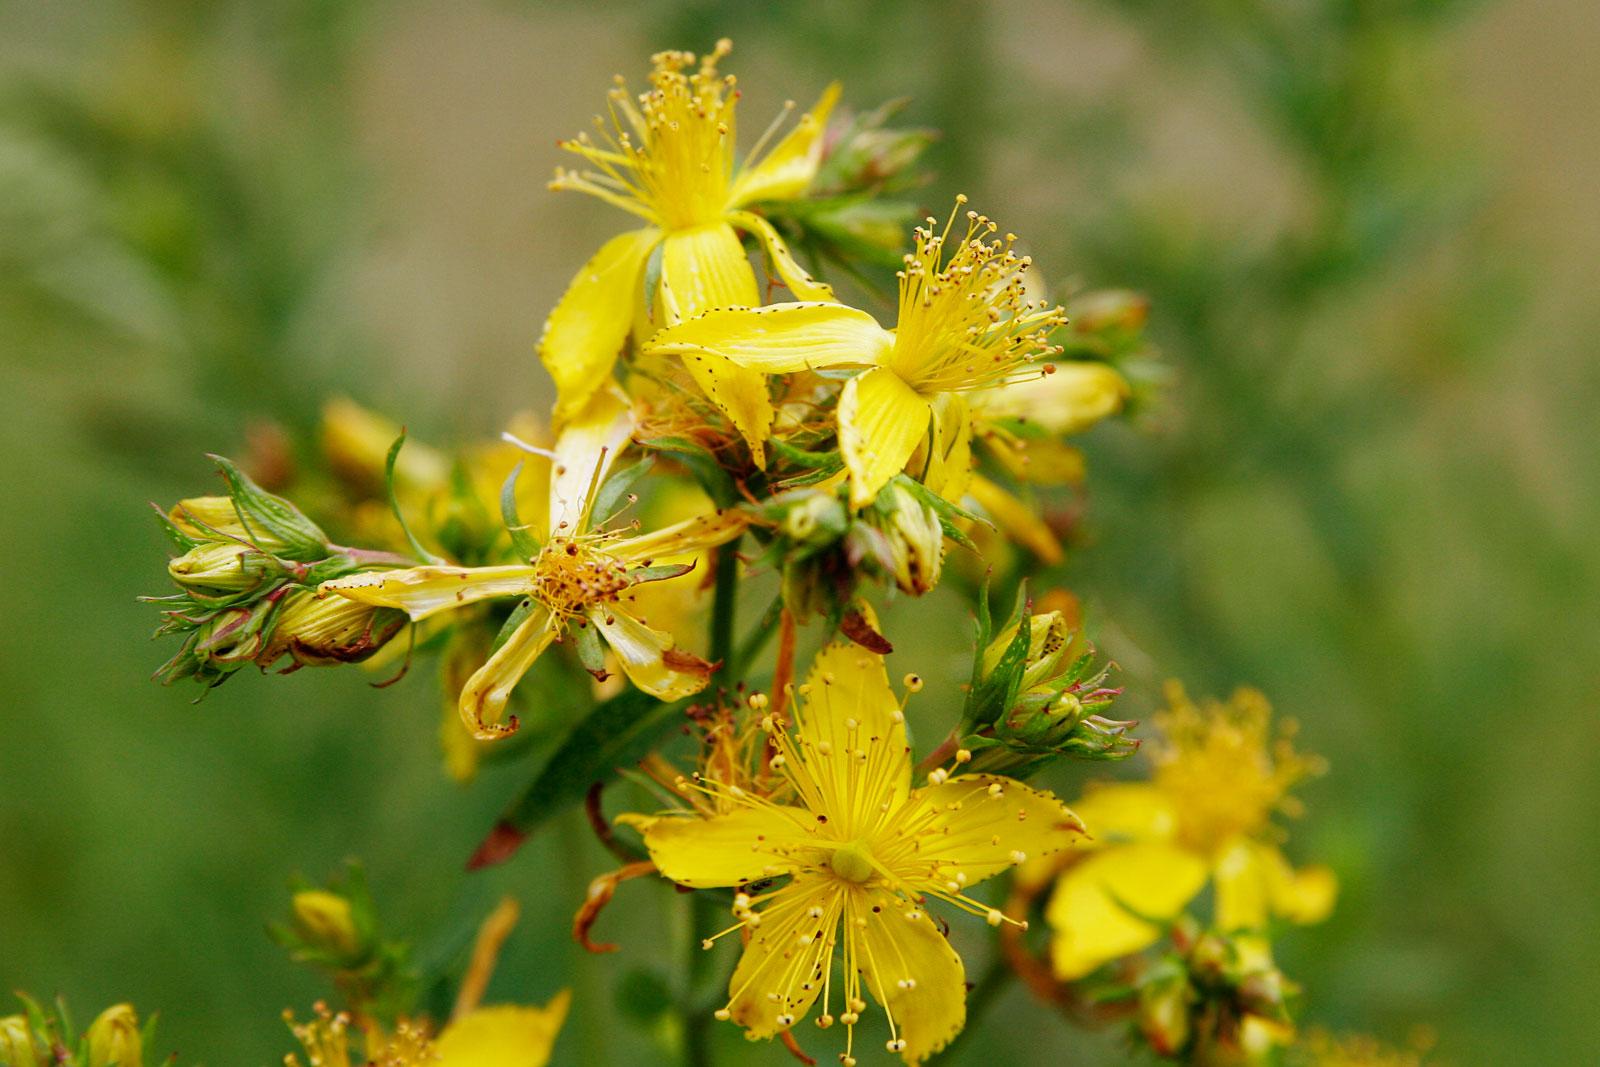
xmin=322 ymin=397 xmax=450 ymax=494
xmin=1137 ymin=972 xmax=1192 ymax=1058
xmin=879 ymin=485 xmax=943 ymax=596
xmin=1069 ymin=288 xmax=1149 ymax=336
xmin=291 ymin=889 xmax=365 ymax=963
xmin=167 ymin=541 xmax=282 ymax=593
xmin=85 ymin=1004 xmax=142 ymax=1067
xmin=777 ymin=490 xmax=849 ymax=547
xmin=982 ymin=610 xmax=1071 ymax=693
xmin=263 ymin=590 xmax=405 ymax=668
xmin=167 ymin=496 xmax=294 ymax=554
xmin=0 ymin=1016 xmax=42 ymax=1067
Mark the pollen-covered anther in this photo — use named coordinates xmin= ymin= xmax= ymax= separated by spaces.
xmin=928 ymin=768 xmax=949 ymax=786
xmin=887 ymin=1038 xmax=908 ymax=1052
xmin=816 ymin=1014 xmax=834 ymax=1029
xmin=714 ymin=1008 xmax=732 ymax=1021
xmin=903 ymin=673 xmax=923 ymax=692
xmin=955 ymin=748 xmax=972 ymax=764
xmin=986 ymin=908 xmax=1004 ymax=927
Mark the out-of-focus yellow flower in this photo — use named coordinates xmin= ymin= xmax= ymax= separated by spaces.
xmin=85 ymin=1005 xmax=142 ymax=1067
xmin=649 ymin=198 xmax=1065 ymax=505
xmin=974 ymin=359 xmax=1127 ymax=439
xmin=321 ymin=391 xmax=747 ymax=738
xmin=319 ymin=398 xmax=546 ymax=562
xmin=542 ymin=39 xmax=839 ymax=435
xmin=1293 ymin=1028 xmax=1433 ymax=1067
xmin=1045 ymin=682 xmax=1336 ymax=981
xmin=625 ymin=629 xmax=1084 ymax=1064
xmin=1 ymin=1015 xmax=42 ymax=1067
xmin=290 ymin=889 xmax=363 ymax=961
xmin=286 ymin=996 xmax=570 ymax=1067
xmin=961 ymin=360 xmax=1126 ymax=564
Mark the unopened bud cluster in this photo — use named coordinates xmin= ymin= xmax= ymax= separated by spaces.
xmin=959 ymin=598 xmax=1135 ymax=777
xmin=1129 ymin=918 xmax=1299 ymax=1062
xmin=147 ymin=458 xmax=405 ymax=689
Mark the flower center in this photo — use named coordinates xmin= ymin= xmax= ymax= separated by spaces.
xmin=888 ymin=199 xmax=1065 ymax=395
xmin=531 ymin=537 xmax=632 ymax=618
xmin=828 ymin=841 xmax=876 ymax=884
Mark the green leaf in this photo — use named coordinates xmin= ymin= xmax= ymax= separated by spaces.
xmin=383 ymin=434 xmax=446 ymax=565
xmin=483 ymin=688 xmax=683 ymax=847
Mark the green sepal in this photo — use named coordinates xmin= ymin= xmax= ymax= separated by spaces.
xmin=208 ymin=453 xmax=330 ymax=560
xmin=489 ymin=598 xmax=538 ymax=655
xmin=634 ymin=433 xmax=738 ymax=509
xmin=769 ymin=437 xmax=844 ymax=472
xmin=592 ymin=455 xmax=654 ymax=528
xmin=571 ymin=617 xmax=609 ymax=679
xmin=500 ymin=461 xmax=541 ymax=561
xmin=628 ymin=561 xmax=695 ymax=585
xmin=383 ymin=433 xmax=446 ymax=565
xmin=964 ymin=585 xmax=1031 ymax=729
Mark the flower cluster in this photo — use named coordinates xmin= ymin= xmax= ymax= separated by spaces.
xmin=105 ymin=36 xmax=1422 ymax=1067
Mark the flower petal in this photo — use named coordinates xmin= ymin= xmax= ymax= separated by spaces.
xmin=839 ymin=367 xmax=933 ymax=508
xmin=539 ymin=228 xmax=660 ymax=422
xmin=658 ymin=222 xmax=760 ymax=314
xmin=726 ymin=876 xmax=841 ymax=1037
xmin=1045 ymin=843 xmax=1208 ymax=980
xmin=548 ymin=387 xmax=635 ymax=536
xmin=434 ymin=992 xmax=569 ymax=1067
xmin=975 ymin=360 xmax=1127 ymax=435
xmin=787 ymin=627 xmax=911 ymax=834
xmin=647 ymin=301 xmax=890 ymax=374
xmin=609 ymin=508 xmax=750 ymax=562
xmin=642 ymin=805 xmax=814 ymax=888
xmin=592 ymin=607 xmax=712 ymax=699
xmin=1214 ymin=838 xmax=1336 ymax=930
xmin=319 ymin=565 xmax=535 ymax=622
xmin=915 ymin=393 xmax=973 ymax=503
xmin=458 ymin=607 xmax=557 ymax=739
xmin=854 ymin=887 xmax=966 ymax=1064
xmin=1070 ymin=782 xmax=1180 ymax=848
xmin=728 ymin=82 xmax=841 ymax=207
xmin=966 ymin=475 xmax=1062 ymax=565
xmin=898 ymin=774 xmax=1085 ymax=889
xmin=728 ymin=208 xmax=836 ymax=302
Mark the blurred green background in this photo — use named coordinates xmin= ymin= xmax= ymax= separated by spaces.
xmin=3 ymin=1 xmax=1597 ymax=1063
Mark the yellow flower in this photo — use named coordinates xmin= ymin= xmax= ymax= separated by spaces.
xmin=1294 ymin=1028 xmax=1433 ymax=1067
xmin=1045 ymin=682 xmax=1336 ymax=981
xmin=319 ymin=391 xmax=747 ymax=738
xmin=1 ymin=1015 xmax=43 ymax=1067
xmin=629 ymin=632 xmax=1085 ymax=1064
xmin=290 ymin=889 xmax=363 ymax=961
xmin=648 ymin=198 xmax=1066 ymax=506
xmin=85 ymin=1005 xmax=142 ymax=1067
xmin=541 ymin=39 xmax=839 ymax=439
xmin=284 ymin=993 xmax=570 ymax=1067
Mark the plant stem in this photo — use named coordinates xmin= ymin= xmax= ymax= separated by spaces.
xmin=709 ymin=539 xmax=740 ymax=669
xmin=680 ymin=539 xmax=742 ymax=1067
